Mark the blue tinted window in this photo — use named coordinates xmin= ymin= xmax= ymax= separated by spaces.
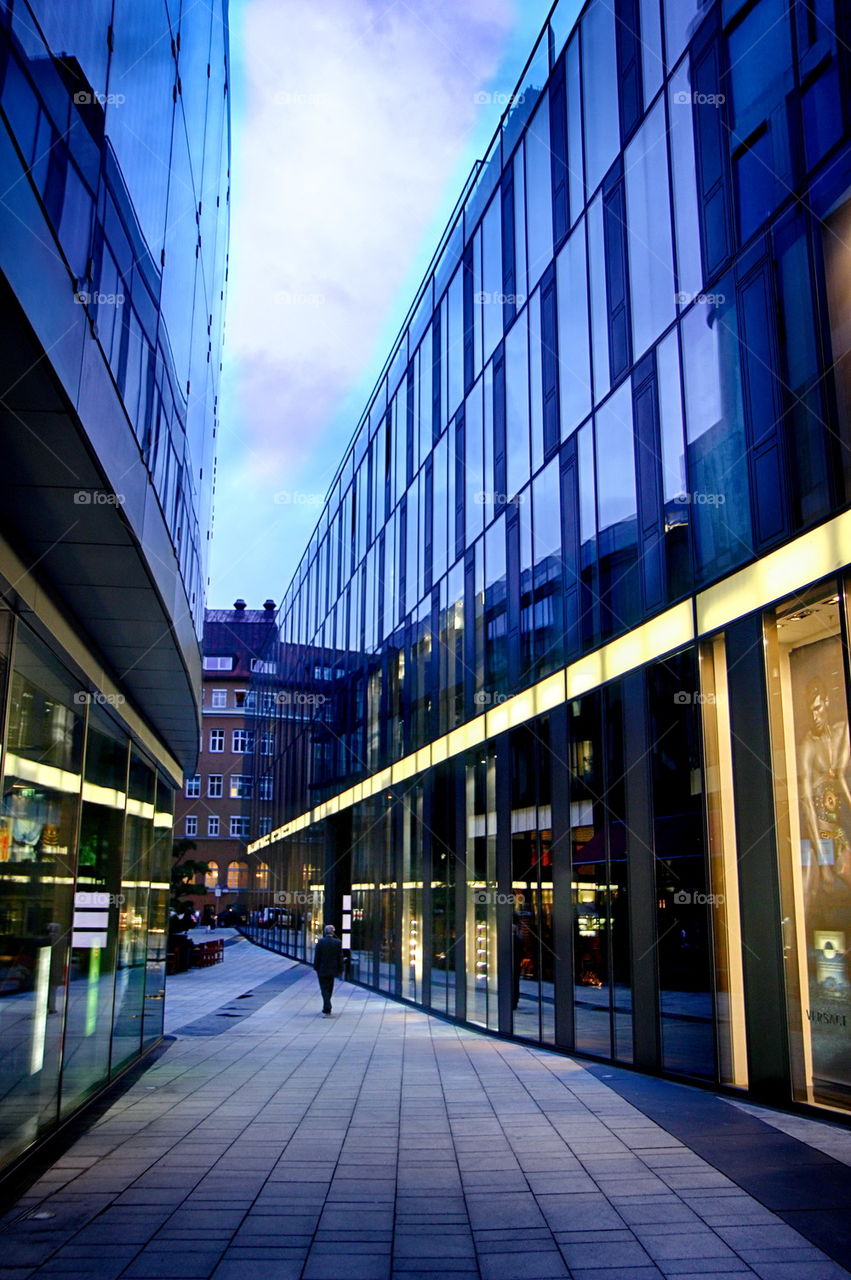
xmin=582 ymin=0 xmax=619 ymax=195
xmin=663 ymin=0 xmax=703 ymax=66
xmin=505 ymin=314 xmax=530 ymax=500
xmin=640 ymin=0 xmax=663 ymax=107
xmin=625 ymin=99 xmax=675 ymax=360
xmin=587 ymin=196 xmax=609 ymax=403
xmin=482 ymin=196 xmax=503 ymax=362
xmin=595 ymin=382 xmax=639 ymax=633
xmin=525 ymin=93 xmax=553 ymax=291
xmin=466 ymin=379 xmax=485 ymax=545
xmin=447 ymin=269 xmax=464 ymax=420
xmin=668 ymin=65 xmax=703 ymax=306
xmin=556 ymin=221 xmax=591 ymax=437
xmin=567 ymin=34 xmax=584 ymax=218
xmin=681 ymin=292 xmax=752 ymax=578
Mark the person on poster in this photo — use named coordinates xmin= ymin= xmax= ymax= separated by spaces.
xmin=800 ymin=676 xmax=851 ymax=898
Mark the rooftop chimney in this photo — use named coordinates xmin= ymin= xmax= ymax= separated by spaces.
xmin=233 ymin=598 xmax=246 ymax=612
xmin=263 ymin=599 xmax=276 ymax=612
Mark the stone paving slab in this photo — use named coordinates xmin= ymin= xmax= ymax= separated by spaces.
xmin=2 ymin=943 xmax=850 ymax=1280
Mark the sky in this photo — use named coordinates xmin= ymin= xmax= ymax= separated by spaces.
xmin=210 ymin=0 xmax=567 ymax=612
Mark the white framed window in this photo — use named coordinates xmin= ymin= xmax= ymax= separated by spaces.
xmin=250 ymin=658 xmax=277 ymax=674
xmin=259 ymin=776 xmax=273 ymax=801
xmin=207 ymin=774 xmax=223 ymax=798
xmin=259 ymin=816 xmax=272 ymax=835
xmin=185 ymin=774 xmax=200 ymax=798
xmin=209 ymin=729 xmax=224 ymax=753
xmin=211 ymin=688 xmax=227 ymax=708
xmin=203 ymin=655 xmax=234 ymax=671
xmin=229 ymin=815 xmax=250 ymax=838
xmin=185 ymin=815 xmax=198 ymax=837
xmin=232 ymin=728 xmax=254 ymax=753
xmin=207 ymin=815 xmax=220 ymax=837
xmin=260 ymin=732 xmax=274 ymax=756
xmin=229 ymin=775 xmax=252 ymax=799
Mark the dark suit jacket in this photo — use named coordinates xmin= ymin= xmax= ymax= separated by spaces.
xmin=314 ymin=935 xmax=343 ymax=977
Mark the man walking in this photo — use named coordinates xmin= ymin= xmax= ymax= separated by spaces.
xmin=313 ymin=923 xmax=343 ymax=1016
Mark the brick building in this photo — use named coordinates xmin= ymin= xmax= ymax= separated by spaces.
xmin=175 ymin=600 xmax=278 ymax=919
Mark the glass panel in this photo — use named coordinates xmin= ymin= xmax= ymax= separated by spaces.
xmin=595 ymin=383 xmax=639 ymax=636
xmin=681 ymin=289 xmax=752 ymax=580
xmin=430 ymin=768 xmax=456 ymax=1016
xmin=648 ymin=651 xmax=716 ymax=1078
xmin=587 ymin=196 xmax=609 ymax=403
xmin=505 ymin=312 xmax=530 ymax=500
xmin=699 ymin=636 xmax=748 ymax=1089
xmin=765 ymin=585 xmax=851 ymax=1110
xmin=557 ymin=219 xmax=591 ymax=438
xmin=466 ymin=750 xmax=498 ymax=1030
xmin=640 ymin=0 xmax=664 ymax=107
xmin=566 ymin=34 xmax=584 ymax=219
xmin=111 ymin=752 xmax=154 ymax=1072
xmin=525 ymin=92 xmax=553 ymax=292
xmin=582 ymin=0 xmax=620 ymax=196
xmin=664 ymin=0 xmax=703 ymax=67
xmin=570 ymin=691 xmax=611 ymax=1057
xmin=144 ymin=779 xmax=173 ymax=1047
xmin=605 ymin=683 xmax=632 ymax=1062
xmin=61 ymin=708 xmax=127 ymax=1115
xmin=0 ymin=621 xmax=81 ymax=1164
xmin=532 ymin=459 xmax=563 ymax=679
xmin=656 ymin=329 xmax=691 ymax=598
xmin=482 ymin=195 xmax=503 ymax=364
xmin=511 ymin=728 xmax=542 ymax=1042
xmin=625 ymin=99 xmax=675 ymax=361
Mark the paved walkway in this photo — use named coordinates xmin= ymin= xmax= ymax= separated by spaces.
xmin=2 ymin=936 xmax=851 ymax=1280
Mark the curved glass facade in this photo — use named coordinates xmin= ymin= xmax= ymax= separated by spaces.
xmin=0 ymin=0 xmax=229 ymax=1176
xmin=247 ymin=0 xmax=851 ymax=1116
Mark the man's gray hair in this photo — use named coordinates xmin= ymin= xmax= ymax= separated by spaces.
xmin=324 ymin=924 xmax=336 ymax=935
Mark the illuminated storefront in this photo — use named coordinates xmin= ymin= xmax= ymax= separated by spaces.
xmin=245 ymin=0 xmax=851 ymax=1117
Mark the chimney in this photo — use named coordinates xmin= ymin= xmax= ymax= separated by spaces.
xmin=233 ymin=598 xmax=246 ymax=612
xmin=263 ymin=599 xmax=276 ymax=613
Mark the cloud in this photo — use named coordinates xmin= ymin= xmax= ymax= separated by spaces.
xmin=212 ymin=0 xmax=552 ymax=607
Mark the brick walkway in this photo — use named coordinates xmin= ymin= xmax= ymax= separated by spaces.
xmin=2 ymin=936 xmax=850 ymax=1280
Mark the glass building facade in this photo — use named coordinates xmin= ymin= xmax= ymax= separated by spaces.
xmin=0 ymin=0 xmax=229 ymax=1177
xmin=247 ymin=0 xmax=851 ymax=1116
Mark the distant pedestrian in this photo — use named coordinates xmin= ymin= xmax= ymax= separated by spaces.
xmin=313 ymin=924 xmax=343 ymax=1016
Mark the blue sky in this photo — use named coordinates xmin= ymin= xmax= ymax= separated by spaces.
xmin=210 ymin=0 xmax=569 ymax=611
